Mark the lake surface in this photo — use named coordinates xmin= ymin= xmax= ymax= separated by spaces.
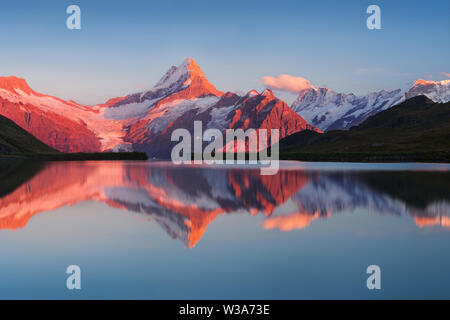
xmin=0 ymin=160 xmax=449 ymax=299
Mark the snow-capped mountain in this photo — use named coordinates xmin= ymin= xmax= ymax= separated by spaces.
xmin=0 ymin=58 xmax=319 ymax=156
xmin=405 ymin=79 xmax=450 ymax=103
xmin=0 ymin=76 xmax=125 ymax=152
xmin=291 ymin=79 xmax=450 ymax=131
xmin=105 ymin=58 xmax=319 ymax=157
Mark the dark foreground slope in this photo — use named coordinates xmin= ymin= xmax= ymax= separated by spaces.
xmin=0 ymin=114 xmax=56 ymax=153
xmin=0 ymin=114 xmax=147 ymax=160
xmin=279 ymin=95 xmax=450 ymax=162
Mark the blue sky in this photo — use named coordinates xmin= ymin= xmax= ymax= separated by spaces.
xmin=0 ymin=0 xmax=448 ymax=105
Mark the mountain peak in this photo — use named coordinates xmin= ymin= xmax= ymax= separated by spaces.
xmin=182 ymin=57 xmax=203 ymax=75
xmin=412 ymin=79 xmax=437 ymax=87
xmin=0 ymin=76 xmax=34 ymax=94
xmin=407 ymin=78 xmax=450 ymax=103
xmin=129 ymin=58 xmax=223 ymax=106
xmin=261 ymin=88 xmax=274 ymax=98
xmin=412 ymin=78 xmax=450 ymax=87
xmin=246 ymin=89 xmax=259 ymax=97
xmin=154 ymin=57 xmax=206 ymax=89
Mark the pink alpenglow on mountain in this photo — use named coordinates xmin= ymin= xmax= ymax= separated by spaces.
xmin=0 ymin=58 xmax=319 ymax=156
xmin=406 ymin=79 xmax=450 ymax=103
xmin=0 ymin=76 xmax=103 ymax=152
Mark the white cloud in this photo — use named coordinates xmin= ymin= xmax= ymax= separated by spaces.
xmin=262 ymin=74 xmax=313 ymax=93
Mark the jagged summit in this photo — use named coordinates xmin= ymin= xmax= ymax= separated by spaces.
xmin=182 ymin=57 xmax=207 ymax=79
xmin=406 ymin=78 xmax=450 ymax=103
xmin=261 ymin=88 xmax=274 ymax=98
xmin=154 ymin=57 xmax=206 ymax=89
xmin=246 ymin=89 xmax=259 ymax=97
xmin=133 ymin=57 xmax=222 ymax=103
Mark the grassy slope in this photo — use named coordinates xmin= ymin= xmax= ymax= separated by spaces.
xmin=0 ymin=114 xmax=56 ymax=153
xmin=279 ymin=95 xmax=450 ymax=162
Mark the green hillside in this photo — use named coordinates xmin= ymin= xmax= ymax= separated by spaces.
xmin=0 ymin=114 xmax=57 ymax=153
xmin=279 ymin=95 xmax=450 ymax=162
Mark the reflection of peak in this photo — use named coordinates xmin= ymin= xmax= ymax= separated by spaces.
xmin=227 ymin=170 xmax=307 ymax=215
xmin=1 ymin=162 xmax=449 ymax=245
xmin=291 ymin=172 xmax=407 ymax=218
xmin=0 ymin=162 xmax=309 ymax=247
xmin=264 ymin=211 xmax=322 ymax=231
xmin=413 ymin=203 xmax=450 ymax=229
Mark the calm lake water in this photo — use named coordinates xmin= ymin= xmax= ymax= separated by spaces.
xmin=0 ymin=160 xmax=449 ymax=299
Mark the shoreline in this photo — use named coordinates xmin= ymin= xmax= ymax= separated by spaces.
xmin=279 ymin=151 xmax=450 ymax=163
xmin=2 ymin=152 xmax=449 ymax=164
xmin=0 ymin=152 xmax=148 ymax=161
xmin=194 ymin=151 xmax=450 ymax=164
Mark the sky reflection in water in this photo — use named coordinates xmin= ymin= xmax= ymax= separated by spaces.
xmin=0 ymin=160 xmax=449 ymax=299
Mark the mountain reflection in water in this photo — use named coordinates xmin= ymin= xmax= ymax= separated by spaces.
xmin=0 ymin=161 xmax=449 ymax=247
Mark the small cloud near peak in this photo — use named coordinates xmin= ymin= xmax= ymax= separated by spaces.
xmin=441 ymin=72 xmax=450 ymax=78
xmin=262 ymin=74 xmax=313 ymax=94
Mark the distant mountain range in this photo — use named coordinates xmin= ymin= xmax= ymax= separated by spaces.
xmin=291 ymin=79 xmax=450 ymax=131
xmin=280 ymin=95 xmax=450 ymax=162
xmin=0 ymin=58 xmax=318 ymax=157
